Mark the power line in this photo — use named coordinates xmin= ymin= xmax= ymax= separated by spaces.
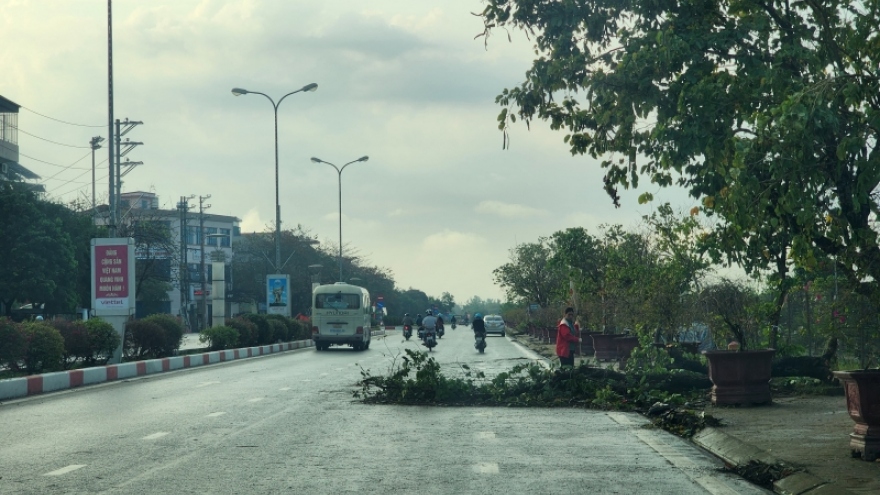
xmin=20 ymin=105 xmax=104 ymax=128
xmin=11 ymin=124 xmax=91 ymax=148
xmin=0 ymin=141 xmax=90 ymax=169
xmin=41 ymin=150 xmax=93 ymax=180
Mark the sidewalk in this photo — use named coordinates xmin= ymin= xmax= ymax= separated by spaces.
xmin=508 ymin=330 xmax=876 ymax=494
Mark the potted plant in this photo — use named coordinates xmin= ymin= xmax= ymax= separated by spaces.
xmin=702 ymin=280 xmax=775 ymax=406
xmin=833 ymin=367 xmax=880 ymax=461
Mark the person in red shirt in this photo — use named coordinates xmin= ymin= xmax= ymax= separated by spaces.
xmin=556 ymin=307 xmax=581 ymax=367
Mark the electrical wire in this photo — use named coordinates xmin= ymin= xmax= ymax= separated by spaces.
xmin=11 ymin=124 xmax=91 ymax=148
xmin=0 ymin=140 xmax=90 ymax=169
xmin=20 ymin=105 xmax=104 ymax=128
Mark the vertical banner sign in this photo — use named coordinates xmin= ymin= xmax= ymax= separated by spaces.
xmin=91 ymin=238 xmax=136 ymax=314
xmin=267 ymin=274 xmax=291 ymax=317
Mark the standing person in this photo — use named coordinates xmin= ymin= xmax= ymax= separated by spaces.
xmin=556 ymin=307 xmax=581 ymax=367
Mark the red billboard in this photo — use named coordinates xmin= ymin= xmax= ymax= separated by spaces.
xmin=94 ymin=244 xmax=129 ymax=300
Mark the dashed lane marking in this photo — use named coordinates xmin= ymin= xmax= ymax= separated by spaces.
xmin=196 ymin=381 xmax=221 ymax=387
xmin=279 ymin=387 xmax=291 ymax=391
xmin=472 ymin=462 xmax=499 ymax=474
xmin=206 ymin=412 xmax=226 ymax=418
xmin=142 ymin=432 xmax=169 ymax=440
xmin=247 ymin=398 xmax=264 ymax=403
xmin=476 ymin=431 xmax=496 ymax=440
xmin=44 ymin=465 xmax=86 ymax=476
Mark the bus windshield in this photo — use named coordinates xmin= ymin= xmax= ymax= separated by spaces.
xmin=315 ymin=292 xmax=361 ymax=310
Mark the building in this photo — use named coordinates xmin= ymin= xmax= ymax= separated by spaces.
xmin=117 ymin=191 xmax=241 ymax=329
xmin=0 ymin=94 xmax=44 ymax=192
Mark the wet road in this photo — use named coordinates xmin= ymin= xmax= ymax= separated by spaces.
xmin=0 ymin=328 xmax=769 ymax=494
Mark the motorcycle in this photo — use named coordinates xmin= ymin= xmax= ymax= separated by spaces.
xmin=436 ymin=324 xmax=445 ymax=339
xmin=417 ymin=325 xmax=426 ymax=340
xmin=423 ymin=329 xmax=437 ymax=351
xmin=403 ymin=324 xmax=412 ymax=340
xmin=475 ymin=331 xmax=487 ymax=354
xmin=451 ymin=322 xmax=457 ymax=330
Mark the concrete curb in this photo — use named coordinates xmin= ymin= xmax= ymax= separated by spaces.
xmin=692 ymin=427 xmax=856 ymax=495
xmin=0 ymin=339 xmax=316 ymax=402
xmin=1 ymin=328 xmax=388 ymax=402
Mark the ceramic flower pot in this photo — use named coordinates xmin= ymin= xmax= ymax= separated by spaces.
xmin=833 ymin=370 xmax=880 ymax=461
xmin=615 ymin=336 xmax=640 ymax=368
xmin=704 ymin=349 xmax=775 ymax=406
xmin=592 ymin=334 xmax=619 ymax=361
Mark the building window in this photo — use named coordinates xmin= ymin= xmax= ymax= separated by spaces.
xmin=206 ymin=227 xmax=218 ymax=246
xmin=220 ymin=228 xmax=231 ymax=247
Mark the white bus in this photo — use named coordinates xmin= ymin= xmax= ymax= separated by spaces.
xmin=311 ymin=282 xmax=372 ymax=351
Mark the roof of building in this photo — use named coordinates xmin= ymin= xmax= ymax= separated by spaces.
xmin=0 ymin=95 xmax=21 ymax=113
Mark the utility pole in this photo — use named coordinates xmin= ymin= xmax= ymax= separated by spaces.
xmin=177 ymin=195 xmax=195 ymax=332
xmin=198 ymin=195 xmax=212 ymax=331
xmin=107 ymin=0 xmax=115 ymax=237
xmin=90 ymin=136 xmax=104 ymax=221
xmin=114 ymin=118 xmax=143 ymax=224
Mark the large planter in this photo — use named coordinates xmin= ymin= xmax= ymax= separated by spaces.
xmin=592 ymin=334 xmax=619 ymax=361
xmin=704 ymin=349 xmax=775 ymax=406
xmin=833 ymin=370 xmax=880 ymax=461
xmin=580 ymin=332 xmax=602 ymax=358
xmin=616 ymin=336 xmax=640 ymax=369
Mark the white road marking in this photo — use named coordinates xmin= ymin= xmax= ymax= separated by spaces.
xmin=142 ymin=432 xmax=169 ymax=440
xmin=247 ymin=398 xmax=264 ymax=402
xmin=206 ymin=412 xmax=226 ymax=418
xmin=335 ymin=367 xmax=345 ymax=371
xmin=44 ymin=465 xmax=86 ymax=476
xmin=279 ymin=387 xmax=291 ymax=391
xmin=320 ymin=373 xmax=328 ymax=377
xmin=476 ymin=431 xmax=496 ymax=440
xmin=196 ymin=381 xmax=221 ymax=387
xmin=472 ymin=462 xmax=499 ymax=474
xmin=302 ymin=379 xmax=312 ymax=382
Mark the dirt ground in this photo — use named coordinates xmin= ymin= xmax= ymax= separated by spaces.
xmin=509 ymin=329 xmax=880 ymax=493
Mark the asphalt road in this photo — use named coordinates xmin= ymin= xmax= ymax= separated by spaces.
xmin=0 ymin=328 xmax=769 ymax=494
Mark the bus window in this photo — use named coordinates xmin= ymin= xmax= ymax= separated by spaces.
xmin=315 ymin=292 xmax=361 ymax=310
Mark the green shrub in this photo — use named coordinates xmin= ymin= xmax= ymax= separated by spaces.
xmin=84 ymin=318 xmax=121 ymax=365
xmin=227 ymin=317 xmax=257 ymax=346
xmin=142 ymin=313 xmax=184 ymax=356
xmin=199 ymin=326 xmax=239 ymax=350
xmin=51 ymin=319 xmax=91 ymax=369
xmin=124 ymin=320 xmax=166 ymax=358
xmin=289 ymin=319 xmax=311 ymax=340
xmin=21 ymin=322 xmax=65 ymax=373
xmin=267 ymin=318 xmax=288 ymax=342
xmin=0 ymin=317 xmax=26 ymax=370
xmin=242 ymin=313 xmax=272 ymax=345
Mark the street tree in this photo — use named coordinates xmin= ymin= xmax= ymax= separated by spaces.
xmin=0 ymin=183 xmax=79 ymax=316
xmin=479 ymin=0 xmax=880 ymax=307
xmin=493 ymin=240 xmax=565 ymax=308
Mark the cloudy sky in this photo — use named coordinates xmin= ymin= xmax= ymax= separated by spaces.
xmin=2 ymin=0 xmax=694 ymax=303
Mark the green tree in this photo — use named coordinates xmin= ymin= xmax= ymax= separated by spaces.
xmin=493 ymin=240 xmax=564 ymax=308
xmin=0 ymin=183 xmax=79 ymax=316
xmin=479 ymin=0 xmax=880 ymax=308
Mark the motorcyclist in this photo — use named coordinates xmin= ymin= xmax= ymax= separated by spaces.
xmin=415 ymin=313 xmax=423 ymax=327
xmin=472 ymin=313 xmax=487 ymax=349
xmin=451 ymin=314 xmax=457 ymax=326
xmin=421 ymin=310 xmax=438 ymax=342
xmin=436 ymin=314 xmax=444 ymax=333
xmin=402 ymin=313 xmax=414 ymax=328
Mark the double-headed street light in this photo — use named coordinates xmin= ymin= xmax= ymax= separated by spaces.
xmin=310 ymin=156 xmax=369 ymax=282
xmin=231 ymin=83 xmax=318 ymax=273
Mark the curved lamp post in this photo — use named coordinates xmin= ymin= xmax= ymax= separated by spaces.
xmin=310 ymin=156 xmax=369 ymax=282
xmin=231 ymin=83 xmax=318 ymax=273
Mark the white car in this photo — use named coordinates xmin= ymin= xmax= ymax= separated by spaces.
xmin=484 ymin=315 xmax=506 ymax=337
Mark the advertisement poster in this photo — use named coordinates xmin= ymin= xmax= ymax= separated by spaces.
xmin=91 ymin=238 xmax=136 ymax=315
xmin=266 ymin=274 xmax=291 ymax=316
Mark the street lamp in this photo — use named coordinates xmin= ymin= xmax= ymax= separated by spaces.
xmin=231 ymin=82 xmax=318 ymax=273
xmin=310 ymin=155 xmax=370 ymax=282
xmin=89 ymin=136 xmax=104 ymax=219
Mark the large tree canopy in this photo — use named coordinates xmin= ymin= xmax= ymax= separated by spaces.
xmin=481 ymin=0 xmax=880 ymax=302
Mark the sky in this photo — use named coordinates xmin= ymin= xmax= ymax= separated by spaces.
xmin=1 ymin=0 xmax=695 ymax=304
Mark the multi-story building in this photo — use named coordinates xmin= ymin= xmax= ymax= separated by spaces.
xmin=117 ymin=191 xmax=240 ymax=329
xmin=0 ymin=94 xmax=43 ymax=192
